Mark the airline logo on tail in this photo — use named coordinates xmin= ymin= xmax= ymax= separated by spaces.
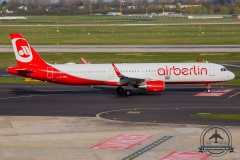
xmin=12 ymin=38 xmax=33 ymax=63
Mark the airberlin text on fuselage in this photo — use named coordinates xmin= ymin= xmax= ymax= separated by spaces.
xmin=158 ymin=66 xmax=208 ymax=76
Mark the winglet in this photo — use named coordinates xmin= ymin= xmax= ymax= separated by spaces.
xmin=80 ymin=57 xmax=88 ymax=64
xmin=112 ymin=63 xmax=122 ymax=77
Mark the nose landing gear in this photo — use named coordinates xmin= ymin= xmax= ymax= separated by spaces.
xmin=124 ymin=89 xmax=132 ymax=96
xmin=206 ymin=83 xmax=211 ymax=93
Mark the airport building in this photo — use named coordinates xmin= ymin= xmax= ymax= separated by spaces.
xmin=232 ymin=14 xmax=240 ymax=18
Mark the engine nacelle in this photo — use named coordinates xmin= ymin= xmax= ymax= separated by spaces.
xmin=138 ymin=80 xmax=165 ymax=92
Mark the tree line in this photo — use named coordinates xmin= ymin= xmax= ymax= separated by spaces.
xmin=1 ymin=0 xmax=240 ymax=14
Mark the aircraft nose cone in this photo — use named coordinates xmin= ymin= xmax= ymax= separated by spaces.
xmin=232 ymin=72 xmax=235 ymax=79
xmin=229 ymin=72 xmax=235 ymax=80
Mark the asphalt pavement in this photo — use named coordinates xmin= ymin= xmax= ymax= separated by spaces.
xmin=0 ymin=84 xmax=239 ymax=126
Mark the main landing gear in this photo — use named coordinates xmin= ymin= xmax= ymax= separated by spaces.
xmin=206 ymin=83 xmax=211 ymax=93
xmin=116 ymin=86 xmax=132 ymax=96
xmin=116 ymin=86 xmax=124 ymax=94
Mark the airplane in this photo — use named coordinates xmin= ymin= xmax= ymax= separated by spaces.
xmin=209 ymin=129 xmax=223 ymax=143
xmin=7 ymin=33 xmax=235 ymax=96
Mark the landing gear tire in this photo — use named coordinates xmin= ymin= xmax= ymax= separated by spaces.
xmin=207 ymin=88 xmax=211 ymax=93
xmin=116 ymin=87 xmax=124 ymax=94
xmin=124 ymin=90 xmax=132 ymax=96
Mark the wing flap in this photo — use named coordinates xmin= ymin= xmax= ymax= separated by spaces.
xmin=111 ymin=63 xmax=147 ymax=85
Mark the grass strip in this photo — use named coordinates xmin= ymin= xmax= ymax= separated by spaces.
xmin=0 ymin=25 xmax=240 ymax=45
xmin=1 ymin=52 xmax=240 ymax=68
xmin=0 ymin=78 xmax=45 ymax=84
xmin=1 ymin=52 xmax=239 ymax=85
xmin=189 ymin=114 xmax=240 ymax=120
xmin=1 ymin=16 xmax=240 ymax=25
xmin=0 ymin=77 xmax=239 ymax=85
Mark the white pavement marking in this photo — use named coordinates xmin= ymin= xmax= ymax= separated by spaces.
xmin=174 ymin=128 xmax=203 ymax=133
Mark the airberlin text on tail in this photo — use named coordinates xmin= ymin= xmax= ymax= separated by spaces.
xmin=10 ymin=33 xmax=46 ymax=67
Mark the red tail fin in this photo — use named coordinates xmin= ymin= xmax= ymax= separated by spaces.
xmin=10 ymin=33 xmax=47 ymax=68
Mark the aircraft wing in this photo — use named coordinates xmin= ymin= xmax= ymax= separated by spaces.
xmin=112 ymin=63 xmax=147 ymax=85
xmin=209 ymin=135 xmax=215 ymax=140
xmin=216 ymin=134 xmax=223 ymax=140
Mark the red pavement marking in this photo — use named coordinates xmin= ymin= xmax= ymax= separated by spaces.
xmin=194 ymin=89 xmax=233 ymax=96
xmin=90 ymin=134 xmax=154 ymax=149
xmin=160 ymin=151 xmax=210 ymax=160
xmin=194 ymin=92 xmax=225 ymax=96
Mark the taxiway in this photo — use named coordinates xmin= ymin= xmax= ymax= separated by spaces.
xmin=1 ymin=45 xmax=240 ymax=52
xmin=0 ymin=84 xmax=239 ymax=126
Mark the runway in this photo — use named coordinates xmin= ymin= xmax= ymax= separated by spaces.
xmin=1 ymin=45 xmax=240 ymax=52
xmin=0 ymin=84 xmax=240 ymax=126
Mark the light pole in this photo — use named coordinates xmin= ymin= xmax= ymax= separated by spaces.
xmin=90 ymin=2 xmax=92 ymax=15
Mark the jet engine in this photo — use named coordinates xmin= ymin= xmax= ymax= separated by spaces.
xmin=138 ymin=80 xmax=165 ymax=92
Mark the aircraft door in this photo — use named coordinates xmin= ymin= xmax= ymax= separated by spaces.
xmin=47 ymin=67 xmax=53 ymax=78
xmin=109 ymin=68 xmax=114 ymax=77
xmin=209 ymin=65 xmax=215 ymax=76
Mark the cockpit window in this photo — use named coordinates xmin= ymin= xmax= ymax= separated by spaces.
xmin=221 ymin=68 xmax=227 ymax=71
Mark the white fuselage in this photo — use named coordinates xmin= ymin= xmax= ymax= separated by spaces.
xmin=51 ymin=62 xmax=235 ymax=84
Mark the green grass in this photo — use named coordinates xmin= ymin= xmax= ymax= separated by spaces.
xmin=189 ymin=114 xmax=240 ymax=120
xmin=1 ymin=52 xmax=239 ymax=84
xmin=1 ymin=52 xmax=240 ymax=68
xmin=216 ymin=79 xmax=240 ymax=85
xmin=1 ymin=16 xmax=240 ymax=25
xmin=1 ymin=25 xmax=240 ymax=45
xmin=0 ymin=77 xmax=239 ymax=85
xmin=0 ymin=77 xmax=44 ymax=84
xmin=233 ymin=71 xmax=240 ymax=76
